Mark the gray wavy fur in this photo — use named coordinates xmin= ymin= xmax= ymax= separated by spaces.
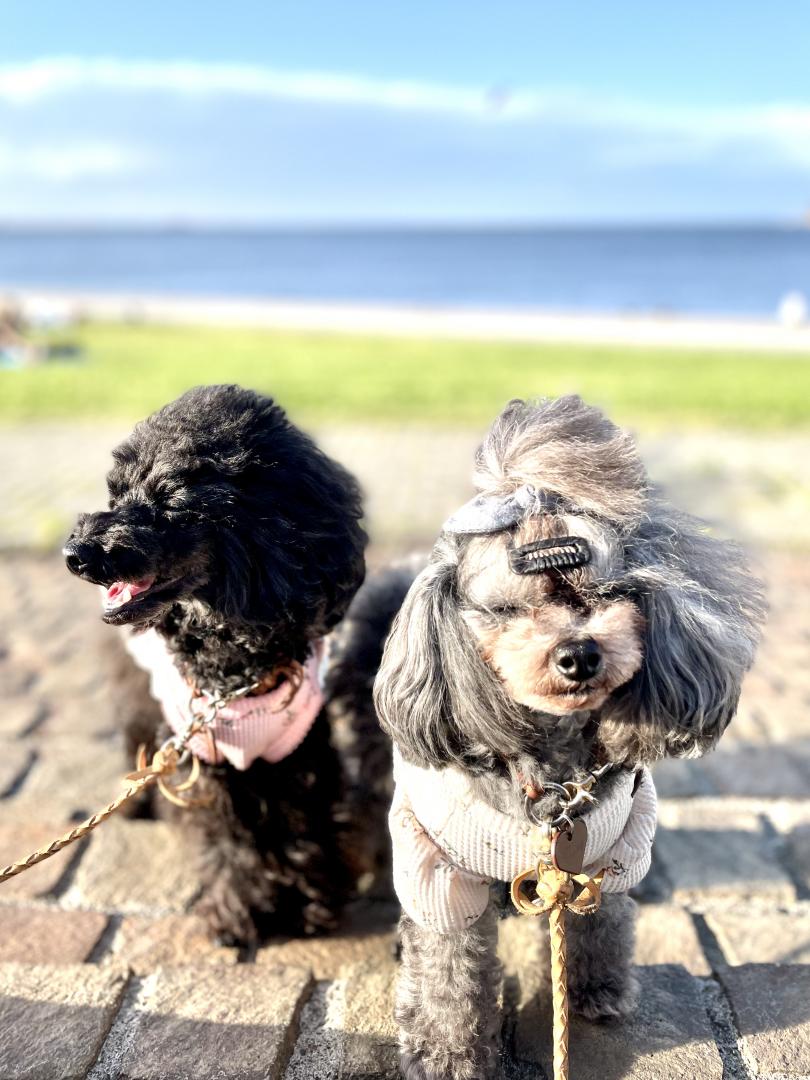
xmin=374 ymin=395 xmax=765 ymax=1079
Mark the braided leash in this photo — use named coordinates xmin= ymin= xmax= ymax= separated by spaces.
xmin=549 ymin=902 xmax=569 ymax=1080
xmin=0 ymin=676 xmax=263 ymax=887
xmin=512 ymin=765 xmax=611 ymax=1080
xmin=0 ymin=744 xmax=203 ymax=884
xmin=511 ymin=860 xmax=604 ymax=1080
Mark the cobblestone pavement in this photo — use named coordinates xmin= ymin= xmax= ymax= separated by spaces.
xmin=2 ymin=423 xmax=810 ymax=552
xmin=1 ymin=417 xmax=810 ymax=1078
xmin=0 ymin=548 xmax=808 ymax=1080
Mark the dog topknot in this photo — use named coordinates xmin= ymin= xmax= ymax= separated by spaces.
xmin=473 ymin=396 xmax=649 ymax=522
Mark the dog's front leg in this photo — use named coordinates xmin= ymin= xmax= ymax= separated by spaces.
xmin=565 ymin=892 xmax=639 ymax=1022
xmin=396 ymin=905 xmax=502 ymax=1080
xmin=157 ymin=766 xmax=274 ymax=947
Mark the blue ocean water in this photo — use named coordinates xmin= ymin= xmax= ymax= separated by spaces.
xmin=0 ymin=226 xmax=808 ymax=317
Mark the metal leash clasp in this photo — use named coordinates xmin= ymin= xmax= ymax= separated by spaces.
xmin=125 ymin=679 xmax=259 ymax=810
xmin=126 ymin=734 xmax=209 ymax=809
xmin=525 ymin=761 xmax=615 ymax=832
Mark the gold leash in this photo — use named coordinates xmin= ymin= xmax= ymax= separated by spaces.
xmin=0 ymin=742 xmax=209 ymax=886
xmin=512 ymin=849 xmax=605 ymax=1080
xmin=0 ymin=674 xmax=271 ymax=886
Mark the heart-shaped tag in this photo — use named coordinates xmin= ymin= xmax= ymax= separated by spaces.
xmin=551 ymin=819 xmax=588 ymax=874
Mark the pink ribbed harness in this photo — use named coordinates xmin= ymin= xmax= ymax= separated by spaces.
xmin=125 ymin=629 xmax=325 ymax=770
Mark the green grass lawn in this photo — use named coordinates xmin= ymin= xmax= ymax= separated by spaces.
xmin=2 ymin=320 xmax=809 ymax=429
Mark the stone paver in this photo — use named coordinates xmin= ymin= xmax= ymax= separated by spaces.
xmin=0 ymin=650 xmax=38 ymax=699
xmin=654 ymin=824 xmax=795 ymax=904
xmin=635 ymin=904 xmax=710 ymax=976
xmin=9 ymin=738 xmax=125 ymax=822
xmin=283 ymin=964 xmax=400 ymax=1080
xmin=109 ymin=914 xmax=238 ymax=975
xmin=35 ymin=686 xmax=117 ymax=742
xmin=514 ymin=964 xmax=723 ymax=1079
xmin=0 ymin=962 xmax=128 ymax=1080
xmin=0 ymin=557 xmax=115 ymax=747
xmin=707 ymin=910 xmax=810 ymax=965
xmin=257 ymin=928 xmax=396 ymax=981
xmin=498 ymin=913 xmax=545 ymax=969
xmin=761 ymin=798 xmax=810 ymax=834
xmin=655 ymin=799 xmax=796 ymax=904
xmin=0 ymin=907 xmax=108 ymax=964
xmin=718 ymin=963 xmax=810 ymax=1075
xmin=283 ymin=983 xmax=345 ymax=1080
xmin=257 ymin=904 xmax=397 ymax=980
xmin=337 ymin=964 xmax=400 ymax=1078
xmin=0 ymin=698 xmax=44 ymax=738
xmin=90 ymin=965 xmax=312 ymax=1080
xmin=0 ymin=821 xmax=82 ymax=901
xmin=650 ymin=758 xmax=715 ymax=799
xmin=699 ymin=742 xmax=810 ymax=799
xmin=499 ymin=905 xmax=711 ymax=978
xmin=0 ymin=742 xmax=32 ymax=796
xmin=787 ymin=822 xmax=810 ymax=896
xmin=65 ymin=819 xmax=203 ymax=915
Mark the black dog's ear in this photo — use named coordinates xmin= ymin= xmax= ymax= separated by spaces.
xmin=598 ymin=507 xmax=765 ymax=764
xmin=374 ymin=549 xmax=514 ymax=771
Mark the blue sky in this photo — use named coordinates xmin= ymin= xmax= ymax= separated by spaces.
xmin=2 ymin=2 xmax=809 ymax=223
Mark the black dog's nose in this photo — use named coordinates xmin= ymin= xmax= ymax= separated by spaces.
xmin=552 ymin=638 xmax=602 ymax=682
xmin=63 ymin=539 xmax=101 ymax=578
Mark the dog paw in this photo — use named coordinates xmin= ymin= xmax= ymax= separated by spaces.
xmin=569 ymin=973 xmax=639 ymax=1024
xmin=399 ymin=1052 xmax=436 ymax=1080
xmin=399 ymin=1049 xmax=498 ymax=1080
xmin=194 ymin=895 xmax=258 ymax=949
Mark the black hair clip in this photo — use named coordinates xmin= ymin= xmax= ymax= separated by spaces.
xmin=509 ymin=535 xmax=591 ymax=575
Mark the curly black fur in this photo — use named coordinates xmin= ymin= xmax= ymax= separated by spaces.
xmin=66 ymin=384 xmax=405 ymax=943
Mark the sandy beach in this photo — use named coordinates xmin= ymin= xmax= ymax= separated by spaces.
xmin=11 ymin=288 xmax=810 ymax=352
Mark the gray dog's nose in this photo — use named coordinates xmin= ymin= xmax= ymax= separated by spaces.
xmin=552 ymin=638 xmax=602 ymax=682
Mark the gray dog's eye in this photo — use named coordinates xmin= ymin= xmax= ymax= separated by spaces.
xmin=490 ymin=604 xmax=521 ymax=617
xmin=467 ymin=602 xmax=522 ymax=619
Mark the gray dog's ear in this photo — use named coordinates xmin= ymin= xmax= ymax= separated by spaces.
xmin=373 ymin=557 xmax=469 ymax=768
xmin=598 ymin=507 xmax=766 ymax=764
xmin=374 ymin=549 xmax=517 ymax=770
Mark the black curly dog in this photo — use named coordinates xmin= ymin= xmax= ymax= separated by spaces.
xmin=65 ymin=384 xmax=405 ymax=944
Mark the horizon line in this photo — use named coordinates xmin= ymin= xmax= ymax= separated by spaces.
xmin=0 ymin=216 xmax=807 ymax=231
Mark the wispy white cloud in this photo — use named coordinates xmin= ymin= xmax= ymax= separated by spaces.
xmin=0 ymin=56 xmax=808 ymax=171
xmin=0 ymin=56 xmax=530 ymax=116
xmin=0 ymin=138 xmax=149 ymax=181
xmin=0 ymin=57 xmax=808 ymax=222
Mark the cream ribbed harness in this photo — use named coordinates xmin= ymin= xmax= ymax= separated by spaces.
xmin=390 ymin=748 xmax=657 ymax=934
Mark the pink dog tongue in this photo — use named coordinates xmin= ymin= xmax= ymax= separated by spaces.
xmin=105 ymin=579 xmax=153 ymax=603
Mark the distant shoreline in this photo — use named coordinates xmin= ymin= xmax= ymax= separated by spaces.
xmin=9 ymin=289 xmax=810 ymax=353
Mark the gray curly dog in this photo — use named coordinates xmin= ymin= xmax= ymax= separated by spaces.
xmin=374 ymin=395 xmax=765 ymax=1080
